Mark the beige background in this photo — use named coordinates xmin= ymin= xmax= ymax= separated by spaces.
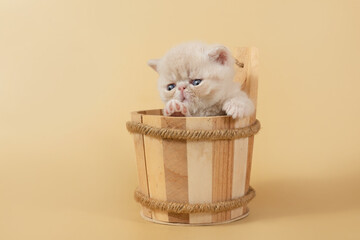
xmin=1 ymin=0 xmax=360 ymax=239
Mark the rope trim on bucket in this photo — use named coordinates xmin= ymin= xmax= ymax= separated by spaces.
xmin=134 ymin=187 xmax=255 ymax=214
xmin=126 ymin=119 xmax=260 ymax=141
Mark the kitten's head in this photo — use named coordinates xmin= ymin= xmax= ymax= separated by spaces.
xmin=148 ymin=42 xmax=235 ymax=115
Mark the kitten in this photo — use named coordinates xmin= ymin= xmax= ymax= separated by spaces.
xmin=148 ymin=42 xmax=254 ymax=118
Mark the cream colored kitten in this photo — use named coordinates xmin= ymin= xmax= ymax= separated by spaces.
xmin=148 ymin=42 xmax=254 ymax=118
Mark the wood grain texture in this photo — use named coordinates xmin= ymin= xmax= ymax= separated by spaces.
xmin=186 ymin=117 xmax=213 ymax=224
xmin=245 ymin=47 xmax=259 ymax=108
xmin=245 ymin=48 xmax=258 ymax=193
xmin=161 ymin=117 xmax=189 ymax=223
xmin=131 ymin=112 xmax=152 ymax=219
xmin=245 ymin=134 xmax=254 ymax=193
xmin=232 ymin=47 xmax=258 ymax=108
xmin=232 ymin=47 xmax=259 ymax=217
xmin=211 ymin=117 xmax=234 ymax=223
xmin=231 ymin=116 xmax=250 ymax=219
xmin=143 ymin=109 xmax=162 ymax=115
xmin=142 ymin=114 xmax=168 ymax=222
xmin=232 ymin=47 xmax=249 ymax=88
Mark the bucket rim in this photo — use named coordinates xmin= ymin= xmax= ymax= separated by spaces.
xmin=132 ymin=108 xmax=241 ymax=120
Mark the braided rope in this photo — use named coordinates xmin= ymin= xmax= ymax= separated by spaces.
xmin=126 ymin=119 xmax=260 ymax=141
xmin=134 ymin=187 xmax=255 ymax=214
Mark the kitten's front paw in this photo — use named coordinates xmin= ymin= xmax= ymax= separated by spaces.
xmin=164 ymin=100 xmax=189 ymax=117
xmin=223 ymin=97 xmax=255 ymax=119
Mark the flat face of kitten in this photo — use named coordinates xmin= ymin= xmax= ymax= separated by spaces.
xmin=148 ymin=42 xmax=235 ymax=116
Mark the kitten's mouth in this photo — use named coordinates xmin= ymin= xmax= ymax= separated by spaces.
xmin=180 ymin=95 xmax=186 ymax=102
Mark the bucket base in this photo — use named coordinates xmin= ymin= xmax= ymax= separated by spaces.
xmin=140 ymin=208 xmax=250 ymax=226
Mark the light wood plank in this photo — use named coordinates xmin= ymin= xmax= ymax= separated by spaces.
xmin=244 ymin=48 xmax=258 ymax=198
xmin=212 ymin=117 xmax=234 ymax=223
xmin=233 ymin=47 xmax=259 ymax=213
xmin=187 ymin=117 xmax=213 ymax=224
xmin=142 ymin=114 xmax=168 ymax=222
xmin=232 ymin=47 xmax=258 ymax=107
xmin=231 ymin=116 xmax=250 ymax=219
xmin=131 ymin=112 xmax=152 ymax=219
xmin=162 ymin=117 xmax=189 ymax=223
xmin=144 ymin=109 xmax=162 ymax=115
xmin=232 ymin=47 xmax=249 ymax=88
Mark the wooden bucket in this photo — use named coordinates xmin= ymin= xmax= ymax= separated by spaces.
xmin=128 ymin=47 xmax=259 ymax=225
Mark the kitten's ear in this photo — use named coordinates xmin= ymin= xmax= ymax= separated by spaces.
xmin=208 ymin=46 xmax=231 ymax=65
xmin=147 ymin=59 xmax=160 ymax=72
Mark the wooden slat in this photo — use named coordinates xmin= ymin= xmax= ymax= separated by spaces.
xmin=161 ymin=117 xmax=189 ymax=223
xmin=245 ymin=132 xmax=255 ymax=192
xmin=232 ymin=47 xmax=258 ymax=107
xmin=244 ymin=48 xmax=258 ymax=193
xmin=231 ymin=116 xmax=250 ymax=219
xmin=232 ymin=47 xmax=249 ymax=88
xmin=142 ymin=114 xmax=168 ymax=222
xmin=243 ymin=47 xmax=259 ymax=108
xmin=211 ymin=117 xmax=234 ymax=223
xmin=144 ymin=109 xmax=162 ymax=115
xmin=233 ymin=47 xmax=259 ymax=213
xmin=187 ymin=117 xmax=213 ymax=224
xmin=131 ymin=112 xmax=152 ymax=219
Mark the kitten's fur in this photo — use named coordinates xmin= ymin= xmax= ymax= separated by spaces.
xmin=148 ymin=42 xmax=254 ymax=118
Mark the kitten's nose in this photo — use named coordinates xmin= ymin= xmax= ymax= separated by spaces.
xmin=178 ymin=86 xmax=186 ymax=91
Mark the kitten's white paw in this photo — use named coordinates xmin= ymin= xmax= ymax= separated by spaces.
xmin=223 ymin=97 xmax=255 ymax=119
xmin=164 ymin=100 xmax=189 ymax=117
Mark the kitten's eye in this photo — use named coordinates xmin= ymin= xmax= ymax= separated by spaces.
xmin=167 ymin=83 xmax=176 ymax=91
xmin=191 ymin=79 xmax=202 ymax=86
